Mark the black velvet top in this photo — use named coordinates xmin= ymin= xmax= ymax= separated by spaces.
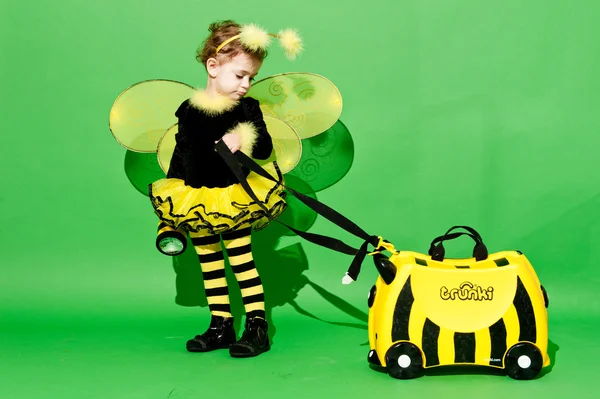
xmin=167 ymin=96 xmax=273 ymax=189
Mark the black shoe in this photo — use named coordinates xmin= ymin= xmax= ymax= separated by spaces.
xmin=229 ymin=317 xmax=270 ymax=358
xmin=186 ymin=315 xmax=236 ymax=352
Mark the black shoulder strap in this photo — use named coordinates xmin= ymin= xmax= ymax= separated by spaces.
xmin=215 ymin=140 xmax=380 ymax=281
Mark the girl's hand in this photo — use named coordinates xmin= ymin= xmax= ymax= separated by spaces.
xmin=217 ymin=133 xmax=241 ymax=153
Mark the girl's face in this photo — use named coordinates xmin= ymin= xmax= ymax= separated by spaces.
xmin=208 ymin=52 xmax=262 ymax=100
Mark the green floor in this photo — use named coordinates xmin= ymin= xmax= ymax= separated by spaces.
xmin=1 ymin=220 xmax=598 ymax=399
xmin=1 ymin=294 xmax=597 ymax=398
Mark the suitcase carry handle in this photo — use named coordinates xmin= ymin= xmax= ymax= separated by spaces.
xmin=444 ymin=225 xmax=483 ymax=241
xmin=428 ymin=227 xmax=488 ymax=261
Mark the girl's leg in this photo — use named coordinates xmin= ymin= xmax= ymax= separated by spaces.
xmin=222 ymin=227 xmax=270 ymax=357
xmin=185 ymin=231 xmax=236 ymax=352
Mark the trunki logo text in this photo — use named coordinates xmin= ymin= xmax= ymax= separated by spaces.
xmin=440 ymin=282 xmax=494 ymax=301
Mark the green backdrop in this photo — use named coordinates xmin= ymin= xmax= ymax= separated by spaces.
xmin=1 ymin=0 xmax=598 ymax=398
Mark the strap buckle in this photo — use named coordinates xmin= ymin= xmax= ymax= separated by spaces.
xmin=368 ymin=236 xmax=398 ymax=256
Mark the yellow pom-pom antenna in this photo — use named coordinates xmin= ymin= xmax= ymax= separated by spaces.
xmin=277 ymin=29 xmax=303 ymax=60
xmin=239 ymin=24 xmax=271 ymax=51
xmin=215 ymin=23 xmax=303 ymax=61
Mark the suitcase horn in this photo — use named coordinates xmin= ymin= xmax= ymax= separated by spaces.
xmin=373 ymin=253 xmax=397 ymax=285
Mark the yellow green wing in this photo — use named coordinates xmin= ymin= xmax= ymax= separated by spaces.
xmin=248 ymin=72 xmax=342 ymax=139
xmin=109 ymin=79 xmax=194 ymax=153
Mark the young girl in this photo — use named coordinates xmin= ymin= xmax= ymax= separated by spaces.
xmin=148 ymin=20 xmax=302 ymax=357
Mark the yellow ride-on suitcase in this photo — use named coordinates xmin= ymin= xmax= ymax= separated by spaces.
xmin=366 ymin=226 xmax=550 ymax=380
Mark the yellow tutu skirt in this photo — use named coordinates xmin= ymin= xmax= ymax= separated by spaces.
xmin=149 ymin=162 xmax=287 ymax=235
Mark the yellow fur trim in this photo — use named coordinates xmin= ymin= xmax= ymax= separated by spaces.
xmin=189 ymin=90 xmax=238 ymax=115
xmin=228 ymin=122 xmax=258 ymax=155
xmin=239 ymin=24 xmax=271 ymax=51
xmin=278 ymin=29 xmax=303 ymax=60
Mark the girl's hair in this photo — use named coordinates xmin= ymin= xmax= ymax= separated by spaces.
xmin=196 ymin=20 xmax=268 ymax=66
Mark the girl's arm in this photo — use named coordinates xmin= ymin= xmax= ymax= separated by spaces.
xmin=167 ymin=102 xmax=189 ymax=179
xmin=223 ymin=98 xmax=273 ymax=159
xmin=244 ymin=97 xmax=273 ymax=160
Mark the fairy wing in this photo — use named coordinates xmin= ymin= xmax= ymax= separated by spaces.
xmin=124 ymin=150 xmax=166 ymax=196
xmin=248 ymin=72 xmax=343 ymax=140
xmin=156 ymin=123 xmax=178 ymax=174
xmin=249 ymin=73 xmax=353 ymax=191
xmin=109 ymin=79 xmax=195 ymax=153
xmin=157 ymin=115 xmax=302 ymax=175
xmin=261 ymin=115 xmax=302 ymax=174
xmin=286 ymin=119 xmax=354 ymax=193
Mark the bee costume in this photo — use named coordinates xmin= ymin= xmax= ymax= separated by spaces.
xmin=145 ymin=23 xmax=302 ymax=358
xmin=150 ymin=92 xmax=287 ymax=237
xmin=110 ymin=20 xmax=346 ymax=358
